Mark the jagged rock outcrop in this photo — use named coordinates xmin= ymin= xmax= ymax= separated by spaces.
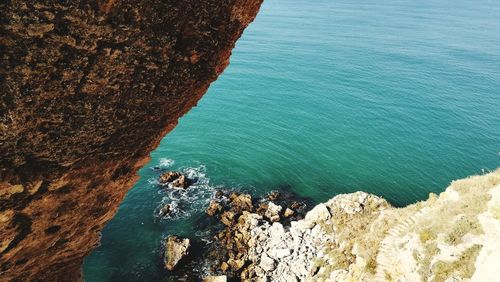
xmin=164 ymin=236 xmax=190 ymax=271
xmin=219 ymin=170 xmax=500 ymax=281
xmin=0 ymin=0 xmax=263 ymax=280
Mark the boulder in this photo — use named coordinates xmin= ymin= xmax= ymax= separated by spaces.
xmin=159 ymin=171 xmax=182 ymax=184
xmin=304 ymin=203 xmax=330 ymax=223
xmin=215 ymin=190 xmax=224 ymax=198
xmin=265 ymin=202 xmax=282 ymax=222
xmin=159 ymin=204 xmax=172 ymax=217
xmin=172 ymin=174 xmax=190 ymax=188
xmin=291 ymin=202 xmax=302 ymax=209
xmin=203 ymin=276 xmax=227 ymax=282
xmin=206 ymin=200 xmax=223 ymax=216
xmin=230 ymin=193 xmax=253 ymax=213
xmin=267 ymin=191 xmax=280 ymax=201
xmin=284 ymin=208 xmax=294 ymax=217
xmin=227 ymin=258 xmax=245 ymax=270
xmin=256 ymin=202 xmax=269 ymax=216
xmin=229 ymin=192 xmax=239 ymax=201
xmin=164 ymin=236 xmax=190 ymax=270
xmin=259 ymin=253 xmax=275 ymax=272
xmin=158 ymin=171 xmax=191 ymax=188
xmin=221 ymin=211 xmax=235 ymax=226
xmin=220 ymin=261 xmax=229 ymax=271
xmin=271 ymin=248 xmax=291 ymax=259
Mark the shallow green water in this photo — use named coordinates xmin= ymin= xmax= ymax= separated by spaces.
xmin=84 ymin=0 xmax=500 ymax=280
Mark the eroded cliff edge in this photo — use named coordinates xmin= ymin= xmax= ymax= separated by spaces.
xmin=228 ymin=170 xmax=499 ymax=281
xmin=0 ymin=0 xmax=263 ymax=280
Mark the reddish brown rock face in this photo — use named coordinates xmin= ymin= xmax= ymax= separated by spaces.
xmin=0 ymin=0 xmax=263 ymax=280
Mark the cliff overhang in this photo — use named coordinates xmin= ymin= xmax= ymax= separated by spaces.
xmin=0 ymin=0 xmax=263 ymax=280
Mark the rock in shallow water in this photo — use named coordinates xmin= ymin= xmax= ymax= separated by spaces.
xmin=172 ymin=174 xmax=190 ymax=188
xmin=207 ymin=200 xmax=223 ymax=216
xmin=284 ymin=208 xmax=295 ymax=217
xmin=159 ymin=204 xmax=172 ymax=217
xmin=159 ymin=172 xmax=183 ymax=184
xmin=159 ymin=171 xmax=191 ymax=188
xmin=164 ymin=236 xmax=190 ymax=271
xmin=221 ymin=211 xmax=236 ymax=226
xmin=265 ymin=202 xmax=282 ymax=222
xmin=230 ymin=193 xmax=254 ymax=213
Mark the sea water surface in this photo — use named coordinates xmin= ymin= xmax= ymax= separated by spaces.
xmin=83 ymin=0 xmax=500 ymax=280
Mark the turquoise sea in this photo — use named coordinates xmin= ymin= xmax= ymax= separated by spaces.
xmin=83 ymin=0 xmax=500 ymax=280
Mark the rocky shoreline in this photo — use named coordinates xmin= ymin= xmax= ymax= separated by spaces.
xmin=158 ymin=169 xmax=500 ymax=281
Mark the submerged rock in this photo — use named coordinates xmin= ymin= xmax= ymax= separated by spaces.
xmin=159 ymin=204 xmax=172 ymax=217
xmin=164 ymin=236 xmax=190 ymax=271
xmin=267 ymin=191 xmax=280 ymax=201
xmin=291 ymin=202 xmax=302 ymax=210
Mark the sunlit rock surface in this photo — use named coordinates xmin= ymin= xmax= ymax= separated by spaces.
xmin=0 ymin=0 xmax=262 ymax=280
xmin=239 ymin=170 xmax=500 ymax=281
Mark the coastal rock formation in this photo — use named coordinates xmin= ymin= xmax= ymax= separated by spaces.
xmin=159 ymin=171 xmax=191 ymax=188
xmin=0 ymin=0 xmax=263 ymax=280
xmin=207 ymin=200 xmax=223 ymax=216
xmin=211 ymin=170 xmax=499 ymax=281
xmin=164 ymin=236 xmax=190 ymax=271
xmin=201 ymin=190 xmax=308 ymax=277
xmin=159 ymin=172 xmax=183 ymax=184
xmin=242 ymin=192 xmax=390 ymax=281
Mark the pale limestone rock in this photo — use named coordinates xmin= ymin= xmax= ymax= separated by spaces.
xmin=239 ymin=170 xmax=500 ymax=282
xmin=260 ymin=253 xmax=275 ymax=272
xmin=271 ymin=248 xmax=291 ymax=259
xmin=304 ymin=203 xmax=330 ymax=223
xmin=203 ymin=275 xmax=227 ymax=282
xmin=471 ymin=185 xmax=500 ymax=282
xmin=329 ymin=269 xmax=348 ymax=281
xmin=265 ymin=202 xmax=282 ymax=222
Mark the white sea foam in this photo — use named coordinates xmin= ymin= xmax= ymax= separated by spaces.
xmin=154 ymin=164 xmax=220 ymax=220
xmin=159 ymin=158 xmax=175 ymax=168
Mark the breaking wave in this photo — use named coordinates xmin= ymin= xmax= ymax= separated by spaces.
xmin=152 ymin=164 xmax=221 ymax=221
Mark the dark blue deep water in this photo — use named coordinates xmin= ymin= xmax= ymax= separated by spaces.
xmin=83 ymin=0 xmax=500 ymax=280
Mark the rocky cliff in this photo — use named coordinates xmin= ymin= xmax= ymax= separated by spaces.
xmin=233 ymin=169 xmax=500 ymax=281
xmin=0 ymin=0 xmax=263 ymax=280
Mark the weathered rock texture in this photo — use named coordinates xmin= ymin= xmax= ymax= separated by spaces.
xmin=164 ymin=236 xmax=190 ymax=271
xmin=0 ymin=0 xmax=262 ymax=280
xmin=217 ymin=170 xmax=500 ymax=281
